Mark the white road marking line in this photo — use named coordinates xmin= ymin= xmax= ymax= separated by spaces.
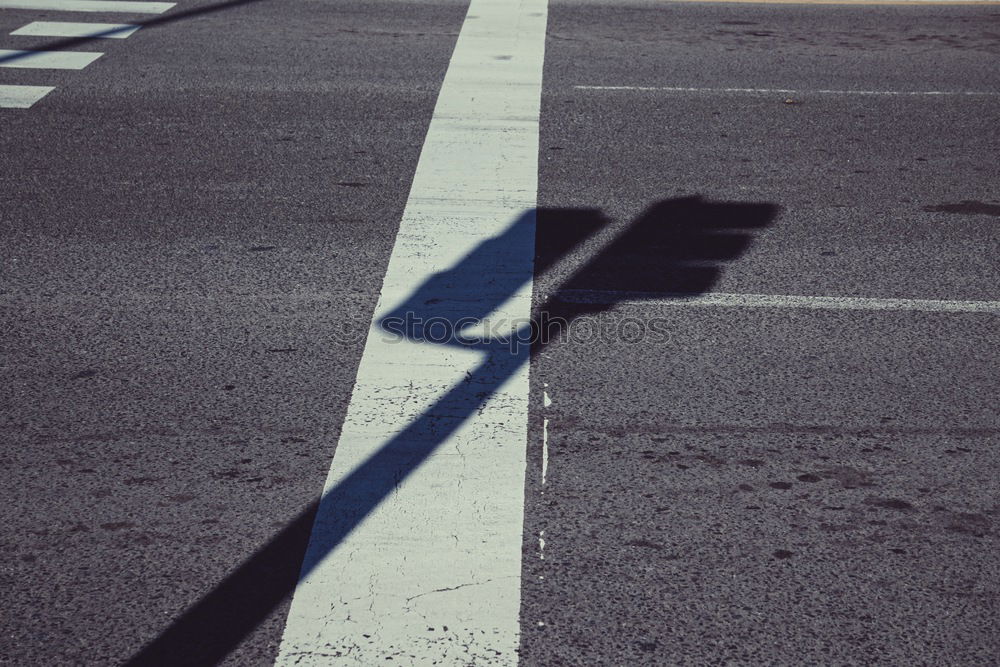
xmin=542 ymin=384 xmax=550 ymax=488
xmin=556 ymin=290 xmax=1000 ymax=314
xmin=12 ymin=21 xmax=139 ymax=38
xmin=0 ymin=0 xmax=174 ymax=13
xmin=0 ymin=83 xmax=54 ymax=108
xmin=276 ymin=0 xmax=548 ymax=663
xmin=659 ymin=0 xmax=1000 ymax=5
xmin=542 ymin=418 xmax=550 ymax=486
xmin=663 ymin=0 xmax=1000 ymax=5
xmin=0 ymin=49 xmax=102 ymax=69
xmin=575 ymin=85 xmax=999 ymax=97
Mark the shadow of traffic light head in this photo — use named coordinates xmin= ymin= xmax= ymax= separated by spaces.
xmin=379 ymin=196 xmax=779 ymax=346
xmin=539 ymin=196 xmax=780 ymax=320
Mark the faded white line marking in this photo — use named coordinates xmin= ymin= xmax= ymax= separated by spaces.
xmin=542 ymin=384 xmax=551 ymax=489
xmin=575 ymin=85 xmax=999 ymax=97
xmin=538 ymin=530 xmax=546 ymax=560
xmin=276 ymin=0 xmax=549 ymax=663
xmin=542 ymin=418 xmax=550 ymax=487
xmin=0 ymin=84 xmax=54 ymax=108
xmin=12 ymin=21 xmax=140 ymax=38
xmin=0 ymin=0 xmax=174 ymax=13
xmin=0 ymin=49 xmax=102 ymax=69
xmin=651 ymin=0 xmax=1000 ymax=5
xmin=557 ymin=290 xmax=1000 ymax=314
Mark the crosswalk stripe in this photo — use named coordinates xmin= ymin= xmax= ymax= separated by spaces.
xmin=0 ymin=0 xmax=174 ymax=13
xmin=275 ymin=0 xmax=549 ymax=663
xmin=11 ymin=21 xmax=140 ymax=38
xmin=0 ymin=83 xmax=54 ymax=107
xmin=0 ymin=49 xmax=102 ymax=69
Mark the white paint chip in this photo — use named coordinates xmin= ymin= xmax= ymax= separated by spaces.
xmin=0 ymin=0 xmax=174 ymax=13
xmin=0 ymin=49 xmax=103 ymax=69
xmin=276 ymin=0 xmax=549 ymax=663
xmin=0 ymin=84 xmax=54 ymax=108
xmin=12 ymin=22 xmax=140 ymax=39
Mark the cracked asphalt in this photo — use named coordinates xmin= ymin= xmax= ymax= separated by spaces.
xmin=2 ymin=0 xmax=999 ymax=664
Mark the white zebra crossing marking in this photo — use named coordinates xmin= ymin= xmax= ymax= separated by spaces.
xmin=0 ymin=83 xmax=54 ymax=107
xmin=12 ymin=22 xmax=140 ymax=39
xmin=0 ymin=49 xmax=103 ymax=69
xmin=0 ymin=0 xmax=174 ymax=14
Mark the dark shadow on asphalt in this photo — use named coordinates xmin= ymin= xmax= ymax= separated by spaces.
xmin=125 ymin=196 xmax=779 ymax=666
xmin=0 ymin=0 xmax=269 ymax=66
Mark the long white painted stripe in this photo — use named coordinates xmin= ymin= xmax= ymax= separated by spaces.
xmin=575 ymin=85 xmax=999 ymax=97
xmin=556 ymin=289 xmax=1000 ymax=314
xmin=0 ymin=0 xmax=173 ymax=13
xmin=276 ymin=0 xmax=548 ymax=664
xmin=12 ymin=21 xmax=140 ymax=39
xmin=0 ymin=84 xmax=55 ymax=108
xmin=0 ymin=49 xmax=102 ymax=69
xmin=658 ymin=0 xmax=1000 ymax=5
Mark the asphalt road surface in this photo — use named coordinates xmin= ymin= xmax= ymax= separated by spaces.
xmin=2 ymin=0 xmax=999 ymax=664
